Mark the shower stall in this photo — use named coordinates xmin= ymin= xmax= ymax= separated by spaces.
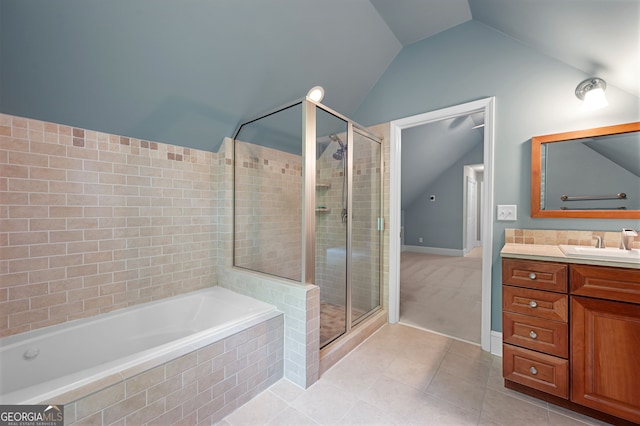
xmin=233 ymin=98 xmax=383 ymax=348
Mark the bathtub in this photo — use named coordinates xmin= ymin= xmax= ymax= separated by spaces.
xmin=0 ymin=287 xmax=281 ymax=406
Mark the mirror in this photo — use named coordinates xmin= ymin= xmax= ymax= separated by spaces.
xmin=531 ymin=122 xmax=640 ymax=219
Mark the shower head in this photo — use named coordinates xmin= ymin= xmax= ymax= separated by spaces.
xmin=332 ymin=151 xmax=343 ymax=161
xmin=329 ymin=133 xmax=345 ymax=150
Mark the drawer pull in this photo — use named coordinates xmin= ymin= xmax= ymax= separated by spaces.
xmin=530 ymin=366 xmax=538 ymax=375
xmin=529 ymin=300 xmax=538 ymax=308
xmin=529 ymin=330 xmax=538 ymax=339
xmin=529 ymin=273 xmax=537 ymax=280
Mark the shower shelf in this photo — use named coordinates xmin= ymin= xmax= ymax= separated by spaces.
xmin=316 ymin=208 xmax=331 ymax=213
xmin=316 ymin=183 xmax=331 ymax=190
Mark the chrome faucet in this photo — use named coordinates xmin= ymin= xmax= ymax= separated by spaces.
xmin=620 ymin=228 xmax=638 ymax=250
xmin=593 ymin=236 xmax=604 ymax=248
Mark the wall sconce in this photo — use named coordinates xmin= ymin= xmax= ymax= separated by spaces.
xmin=307 ymin=86 xmax=325 ymax=102
xmin=575 ymin=77 xmax=608 ymax=111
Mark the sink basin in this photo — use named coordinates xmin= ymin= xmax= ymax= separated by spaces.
xmin=559 ymin=245 xmax=640 ymax=263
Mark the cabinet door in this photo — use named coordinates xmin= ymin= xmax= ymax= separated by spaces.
xmin=571 ymin=296 xmax=640 ymax=424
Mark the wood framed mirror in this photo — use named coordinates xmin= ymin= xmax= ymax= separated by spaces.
xmin=531 ymin=122 xmax=640 ymax=219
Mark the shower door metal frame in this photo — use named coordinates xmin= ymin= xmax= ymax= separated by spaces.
xmin=232 ymin=97 xmax=383 ymax=344
xmin=306 ymin=100 xmax=384 ymax=341
xmin=349 ymin=125 xmax=384 ymax=330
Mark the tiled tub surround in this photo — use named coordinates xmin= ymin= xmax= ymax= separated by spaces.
xmin=505 ymin=228 xmax=640 ymax=249
xmin=0 ymin=287 xmax=279 ymax=404
xmin=0 ymin=113 xmax=217 ymax=338
xmin=63 ymin=314 xmax=283 ymax=425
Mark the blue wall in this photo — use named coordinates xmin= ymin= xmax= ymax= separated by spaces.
xmin=354 ymin=20 xmax=640 ymax=332
xmin=0 ymin=0 xmax=400 ymax=152
xmin=405 ymin=144 xmax=483 ymax=249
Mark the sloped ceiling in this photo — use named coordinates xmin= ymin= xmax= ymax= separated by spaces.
xmin=0 ymin=0 xmax=638 ymax=152
xmin=401 ymin=115 xmax=484 ymax=209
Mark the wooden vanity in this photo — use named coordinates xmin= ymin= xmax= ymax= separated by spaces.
xmin=501 ymin=245 xmax=640 ymax=425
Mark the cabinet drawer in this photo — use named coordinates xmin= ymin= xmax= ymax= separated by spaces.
xmin=570 ymin=264 xmax=640 ymax=305
xmin=503 ymin=344 xmax=568 ymax=399
xmin=503 ymin=285 xmax=568 ymax=322
xmin=503 ymin=311 xmax=568 ymax=358
xmin=503 ymin=259 xmax=568 ymax=292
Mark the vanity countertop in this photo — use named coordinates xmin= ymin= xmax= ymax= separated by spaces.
xmin=501 ymin=243 xmax=640 ymax=270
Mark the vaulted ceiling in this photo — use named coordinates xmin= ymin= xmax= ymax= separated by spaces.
xmin=1 ymin=0 xmax=638 ymax=152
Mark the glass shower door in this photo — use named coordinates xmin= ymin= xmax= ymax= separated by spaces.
xmin=316 ymin=109 xmax=348 ymax=347
xmin=351 ymin=129 xmax=381 ymax=324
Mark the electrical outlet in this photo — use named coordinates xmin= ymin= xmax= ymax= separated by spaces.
xmin=418 ymin=237 xmax=423 ymax=243
xmin=497 ymin=205 xmax=517 ymax=221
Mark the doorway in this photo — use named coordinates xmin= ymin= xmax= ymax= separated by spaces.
xmin=388 ymin=98 xmax=495 ymax=352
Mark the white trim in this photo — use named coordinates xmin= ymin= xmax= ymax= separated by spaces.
xmin=403 ymin=245 xmax=464 ymax=257
xmin=491 ymin=331 xmax=503 ymax=357
xmin=389 ymin=97 xmax=496 ymax=353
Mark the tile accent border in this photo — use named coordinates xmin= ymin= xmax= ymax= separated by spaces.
xmin=0 ymin=113 xmax=217 ymax=338
xmin=505 ymin=228 xmax=639 ymax=249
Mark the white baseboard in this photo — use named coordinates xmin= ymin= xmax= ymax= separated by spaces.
xmin=402 ymin=245 xmax=464 ymax=257
xmin=491 ymin=331 xmax=502 ymax=357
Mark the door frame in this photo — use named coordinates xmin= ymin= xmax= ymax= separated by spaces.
xmin=388 ymin=97 xmax=495 ymax=352
xmin=464 ymin=172 xmax=478 ymax=255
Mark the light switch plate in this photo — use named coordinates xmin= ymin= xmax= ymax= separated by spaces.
xmin=497 ymin=205 xmax=517 ymax=221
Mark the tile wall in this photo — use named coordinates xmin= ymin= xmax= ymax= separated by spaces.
xmin=505 ymin=228 xmax=639 ymax=249
xmin=0 ymin=113 xmax=218 ymax=338
xmin=233 ymin=140 xmax=302 ymax=281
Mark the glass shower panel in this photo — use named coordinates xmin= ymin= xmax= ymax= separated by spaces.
xmin=351 ymin=130 xmax=381 ymax=324
xmin=233 ymin=102 xmax=303 ymax=281
xmin=315 ymin=108 xmax=348 ymax=348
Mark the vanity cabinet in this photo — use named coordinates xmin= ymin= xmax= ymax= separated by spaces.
xmin=502 ymin=258 xmax=640 ymax=425
xmin=502 ymin=259 xmax=569 ymax=398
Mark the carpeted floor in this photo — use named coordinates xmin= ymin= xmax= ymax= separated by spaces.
xmin=399 ymin=248 xmax=482 ymax=343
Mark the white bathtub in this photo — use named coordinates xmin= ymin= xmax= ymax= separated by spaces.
xmin=0 ymin=287 xmax=280 ymax=405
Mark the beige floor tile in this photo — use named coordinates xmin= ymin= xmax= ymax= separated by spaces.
xmin=360 ymin=375 xmax=429 ymax=420
xmin=224 ymin=390 xmax=288 ymax=426
xmin=406 ymin=394 xmax=481 ymax=425
xmin=426 ymin=369 xmax=487 ymax=412
xmin=382 ymin=351 xmax=442 ymax=392
xmin=267 ymin=379 xmax=305 ymax=404
xmin=480 ymin=388 xmax=550 ymax=426
xmin=320 ymin=355 xmax=382 ymax=394
xmin=267 ymin=406 xmax=319 ymax=426
xmin=438 ymin=349 xmax=492 ymax=387
xmin=291 ymin=380 xmax=356 ymax=425
xmin=338 ymin=400 xmax=400 ymax=425
xmin=220 ymin=324 xmax=609 ymax=426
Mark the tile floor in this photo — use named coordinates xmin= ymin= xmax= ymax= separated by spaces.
xmin=219 ymin=323 xmax=611 ymax=425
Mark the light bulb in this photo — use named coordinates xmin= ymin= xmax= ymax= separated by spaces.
xmin=307 ymin=86 xmax=324 ymax=102
xmin=581 ymin=87 xmax=608 ymax=111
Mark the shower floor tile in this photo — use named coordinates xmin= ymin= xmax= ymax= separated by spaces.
xmin=319 ymin=302 xmax=364 ymax=347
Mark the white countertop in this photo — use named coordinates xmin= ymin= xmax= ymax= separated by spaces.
xmin=501 ymin=243 xmax=640 ymax=270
